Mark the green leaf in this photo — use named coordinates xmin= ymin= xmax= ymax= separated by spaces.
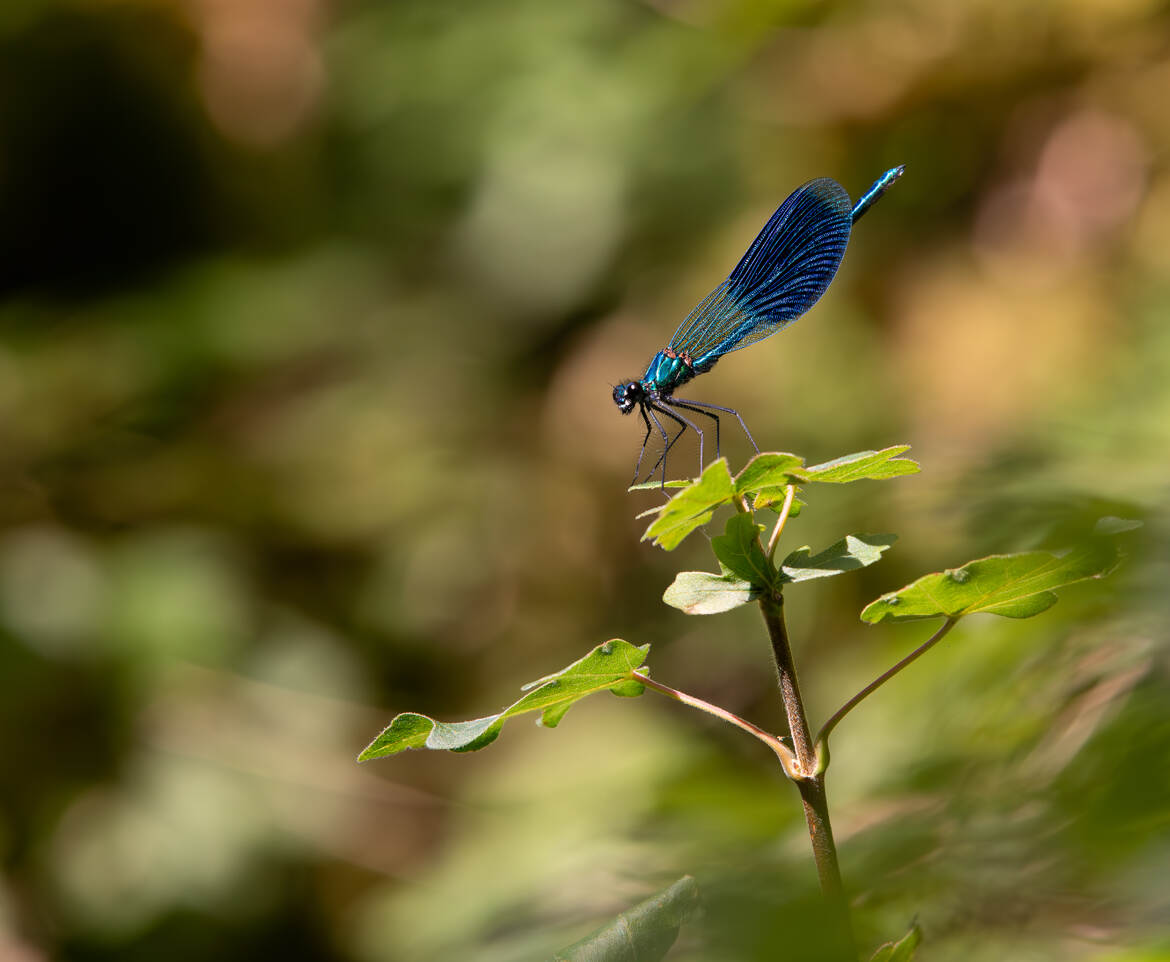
xmin=869 ymin=924 xmax=922 ymax=962
xmin=754 ymin=491 xmax=805 ymax=515
xmin=627 ymin=478 xmax=693 ymax=492
xmin=663 ymin=570 xmax=757 ymax=615
xmin=779 ymin=534 xmax=897 ymax=583
xmin=861 ymin=539 xmax=1121 ymax=624
xmin=733 ymin=452 xmax=806 ymax=496
xmin=711 ymin=513 xmax=774 ymax=586
xmin=358 ymin=640 xmax=650 ymax=760
xmin=1094 ymin=516 xmax=1142 ymax=535
xmin=550 ymin=876 xmax=700 ymax=962
xmin=804 ymin=446 xmax=919 ymax=484
xmin=642 ymin=459 xmax=735 ymax=550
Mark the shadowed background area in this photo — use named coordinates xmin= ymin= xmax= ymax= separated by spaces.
xmin=1 ymin=0 xmax=1168 ymax=959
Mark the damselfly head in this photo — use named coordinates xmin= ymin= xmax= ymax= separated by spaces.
xmin=613 ymin=381 xmax=643 ymax=414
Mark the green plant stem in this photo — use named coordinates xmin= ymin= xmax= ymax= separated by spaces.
xmin=758 ymin=593 xmax=854 ymax=953
xmin=814 ymin=617 xmax=958 ymax=771
xmin=633 ymin=672 xmax=799 ymax=776
xmin=765 ymin=484 xmax=797 ymax=561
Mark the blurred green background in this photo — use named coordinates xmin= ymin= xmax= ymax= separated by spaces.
xmin=1 ymin=0 xmax=1168 ymax=959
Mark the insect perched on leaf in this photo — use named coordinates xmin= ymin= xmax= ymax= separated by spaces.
xmin=613 ymin=166 xmax=904 ymax=487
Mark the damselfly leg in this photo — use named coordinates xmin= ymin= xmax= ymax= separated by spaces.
xmin=633 ymin=397 xmax=759 ymax=488
xmin=640 ymin=423 xmax=686 ymax=485
xmin=631 ymin=407 xmax=656 ymax=487
xmin=670 ymin=397 xmax=759 ymax=454
xmin=642 ymin=402 xmax=721 ymax=484
xmin=647 ymin=403 xmax=703 ymax=489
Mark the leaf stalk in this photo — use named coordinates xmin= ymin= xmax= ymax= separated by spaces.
xmin=765 ymin=484 xmax=797 ymax=561
xmin=814 ymin=617 xmax=958 ymax=772
xmin=633 ymin=671 xmax=800 ymax=777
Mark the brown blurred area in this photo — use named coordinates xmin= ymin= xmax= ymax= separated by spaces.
xmin=1 ymin=0 xmax=1168 ymax=959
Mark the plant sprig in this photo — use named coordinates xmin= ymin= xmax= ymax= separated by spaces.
xmin=360 ymin=445 xmax=1135 ymax=962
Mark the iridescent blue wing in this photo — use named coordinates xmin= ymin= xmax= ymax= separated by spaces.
xmin=667 ymin=178 xmax=852 ymax=369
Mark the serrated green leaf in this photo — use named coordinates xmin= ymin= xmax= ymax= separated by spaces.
xmin=869 ymin=924 xmax=922 ymax=962
xmin=733 ymin=452 xmax=807 ymax=496
xmin=779 ymin=534 xmax=897 ymax=583
xmin=550 ymin=876 xmax=700 ymax=962
xmin=861 ymin=539 xmax=1120 ymax=624
xmin=663 ymin=570 xmax=758 ymax=614
xmin=804 ymin=446 xmax=919 ymax=484
xmin=358 ymin=640 xmax=650 ymax=760
xmin=641 ymin=459 xmax=735 ymax=550
xmin=711 ymin=513 xmax=774 ymax=587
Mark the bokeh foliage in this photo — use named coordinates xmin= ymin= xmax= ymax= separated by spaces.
xmin=1 ymin=0 xmax=1169 ymax=959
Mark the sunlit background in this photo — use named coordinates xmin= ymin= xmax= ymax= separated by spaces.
xmin=1 ymin=0 xmax=1168 ymax=959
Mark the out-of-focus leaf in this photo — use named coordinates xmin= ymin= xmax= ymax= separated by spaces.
xmin=779 ymin=534 xmax=897 ymax=583
xmin=663 ymin=570 xmax=757 ymax=615
xmin=869 ymin=924 xmax=922 ymax=961
xmin=711 ymin=513 xmax=773 ymax=586
xmin=1094 ymin=516 xmax=1142 ymax=535
xmin=861 ymin=539 xmax=1120 ymax=624
xmin=804 ymin=446 xmax=919 ymax=483
xmin=550 ymin=876 xmax=700 ymax=962
xmin=358 ymin=640 xmax=649 ymax=759
xmin=733 ymin=452 xmax=806 ymax=496
xmin=642 ymin=459 xmax=735 ymax=549
xmin=1088 ymin=948 xmax=1170 ymax=962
